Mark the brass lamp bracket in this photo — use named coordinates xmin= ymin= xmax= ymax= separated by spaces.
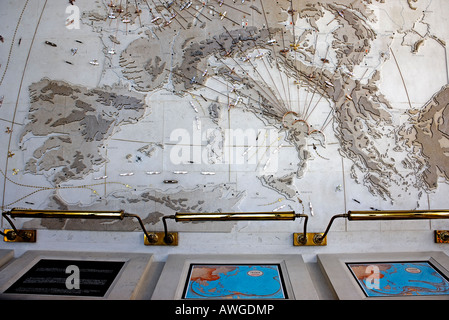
xmin=3 ymin=229 xmax=36 ymax=243
xmin=293 ymin=233 xmax=327 ymax=246
xmin=144 ymin=232 xmax=178 ymax=246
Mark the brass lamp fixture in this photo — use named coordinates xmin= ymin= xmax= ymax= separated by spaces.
xmin=295 ymin=210 xmax=449 ymax=246
xmin=173 ymin=211 xmax=302 ymax=221
xmin=3 ymin=208 xmax=448 ymax=247
xmin=162 ymin=211 xmax=318 ymax=245
xmin=1 ymin=209 xmax=177 ymax=246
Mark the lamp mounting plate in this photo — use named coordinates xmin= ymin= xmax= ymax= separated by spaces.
xmin=293 ymin=233 xmax=327 ymax=246
xmin=3 ymin=229 xmax=36 ymax=242
xmin=144 ymin=232 xmax=178 ymax=246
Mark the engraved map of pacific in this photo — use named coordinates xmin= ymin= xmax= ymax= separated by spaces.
xmin=1 ymin=0 xmax=449 ymax=233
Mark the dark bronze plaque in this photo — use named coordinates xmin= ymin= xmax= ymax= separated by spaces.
xmin=5 ymin=259 xmax=125 ymax=297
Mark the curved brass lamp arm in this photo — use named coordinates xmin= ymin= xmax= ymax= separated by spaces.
xmin=122 ymin=213 xmax=155 ymax=243
xmin=162 ymin=215 xmax=176 ymax=244
xmin=315 ymin=213 xmax=348 ymax=243
xmin=2 ymin=211 xmax=32 ymax=240
xmin=314 ymin=214 xmax=348 ymax=244
xmin=2 ymin=212 xmax=21 ymax=234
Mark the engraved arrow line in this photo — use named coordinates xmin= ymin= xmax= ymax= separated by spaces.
xmin=170 ymin=67 xmax=282 ymax=120
xmin=257 ymin=0 xmax=292 ymax=112
xmin=2 ymin=0 xmax=48 ymax=213
xmin=222 ymin=26 xmax=290 ymax=114
xmin=212 ymin=39 xmax=287 ymax=113
xmin=389 ymin=47 xmax=412 ymax=109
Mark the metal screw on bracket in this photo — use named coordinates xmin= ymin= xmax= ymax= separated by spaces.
xmin=296 ymin=234 xmax=307 ymax=245
xmin=164 ymin=233 xmax=174 ymax=245
xmin=4 ymin=230 xmax=32 ymax=241
xmin=146 ymin=233 xmax=158 ymax=244
xmin=440 ymin=231 xmax=449 ymax=242
xmin=313 ymin=234 xmax=325 ymax=245
xmin=5 ymin=231 xmax=17 ymax=241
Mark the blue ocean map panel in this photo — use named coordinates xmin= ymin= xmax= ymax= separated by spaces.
xmin=183 ymin=264 xmax=287 ymax=299
xmin=347 ymin=261 xmax=449 ymax=297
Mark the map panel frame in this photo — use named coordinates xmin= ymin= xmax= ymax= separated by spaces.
xmin=0 ymin=250 xmax=155 ymax=300
xmin=152 ymin=254 xmax=318 ymax=300
xmin=318 ymin=251 xmax=449 ymax=300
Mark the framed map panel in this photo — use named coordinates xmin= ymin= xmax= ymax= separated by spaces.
xmin=183 ymin=264 xmax=287 ymax=299
xmin=318 ymin=252 xmax=449 ymax=300
xmin=0 ymin=250 xmax=155 ymax=299
xmin=152 ymin=254 xmax=318 ymax=300
xmin=347 ymin=261 xmax=449 ymax=297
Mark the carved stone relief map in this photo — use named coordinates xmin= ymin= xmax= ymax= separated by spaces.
xmin=1 ymin=0 xmax=449 ymax=233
